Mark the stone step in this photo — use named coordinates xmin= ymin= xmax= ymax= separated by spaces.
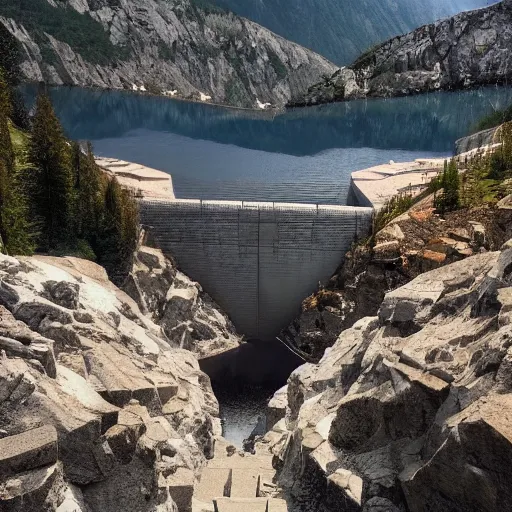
xmin=208 ymin=454 xmax=274 ymax=471
xmin=159 ymin=467 xmax=195 ymax=512
xmin=229 ymin=469 xmax=259 ymax=498
xmin=213 ymin=437 xmax=237 ymax=459
xmin=213 ymin=498 xmax=268 ymax=512
xmin=0 ymin=425 xmax=58 ymax=476
xmin=195 ymin=468 xmax=231 ymax=502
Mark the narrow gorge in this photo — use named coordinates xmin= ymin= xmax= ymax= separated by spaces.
xmin=2 ymin=1 xmax=512 ymax=511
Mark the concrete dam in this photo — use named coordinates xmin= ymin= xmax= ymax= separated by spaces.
xmin=140 ymin=199 xmax=373 ymax=340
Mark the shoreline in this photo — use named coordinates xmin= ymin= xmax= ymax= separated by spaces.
xmin=24 ymin=80 xmax=285 ymax=116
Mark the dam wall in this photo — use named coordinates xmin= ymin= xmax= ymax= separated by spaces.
xmin=141 ymin=200 xmax=373 ymax=340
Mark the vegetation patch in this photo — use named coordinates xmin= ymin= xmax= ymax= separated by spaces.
xmin=0 ymin=54 xmax=139 ymax=280
xmin=472 ymin=103 xmax=512 ymax=133
xmin=0 ymin=0 xmax=130 ymax=65
xmin=373 ymin=193 xmax=414 ymax=234
xmin=267 ymin=49 xmax=288 ymax=80
xmin=190 ymin=0 xmax=230 ymax=15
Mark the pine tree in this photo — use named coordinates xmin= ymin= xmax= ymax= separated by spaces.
xmin=74 ymin=142 xmax=103 ymax=241
xmin=434 ymin=160 xmax=448 ymax=215
xmin=96 ymin=176 xmax=138 ymax=282
xmin=445 ymin=159 xmax=460 ymax=211
xmin=435 ymin=159 xmax=460 ymax=214
xmin=29 ymin=93 xmax=75 ymax=251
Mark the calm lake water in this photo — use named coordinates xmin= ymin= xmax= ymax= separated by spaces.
xmin=22 ymin=85 xmax=512 ymax=205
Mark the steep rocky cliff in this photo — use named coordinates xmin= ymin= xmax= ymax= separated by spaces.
xmin=123 ymin=246 xmax=241 ymax=359
xmin=263 ymin=238 xmax=512 ymax=511
xmin=284 ymin=191 xmax=512 ymax=362
xmin=0 ymin=0 xmax=336 ymax=109
xmin=0 ymin=246 xmax=241 ymax=511
xmin=209 ymin=0 xmax=496 ymax=66
xmin=292 ymin=0 xmax=512 ymax=107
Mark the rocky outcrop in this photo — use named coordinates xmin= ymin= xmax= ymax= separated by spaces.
xmin=292 ymin=0 xmax=512 ymax=107
xmin=0 ymin=252 xmax=224 ymax=511
xmin=123 ymin=246 xmax=241 ymax=359
xmin=262 ymin=239 xmax=512 ymax=511
xmin=284 ymin=198 xmax=510 ymax=361
xmin=0 ymin=0 xmax=336 ymax=109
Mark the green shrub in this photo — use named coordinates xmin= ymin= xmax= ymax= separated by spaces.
xmin=373 ymin=193 xmax=414 ymax=234
xmin=267 ymin=49 xmax=287 ymax=80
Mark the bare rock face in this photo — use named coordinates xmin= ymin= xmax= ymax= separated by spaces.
xmin=284 ymin=202 xmax=509 ymax=361
xmin=292 ymin=1 xmax=512 ymax=106
xmin=123 ymin=246 xmax=242 ymax=358
xmin=0 ymin=252 xmax=223 ymax=511
xmin=262 ymin=242 xmax=512 ymax=511
xmin=0 ymin=0 xmax=336 ymax=109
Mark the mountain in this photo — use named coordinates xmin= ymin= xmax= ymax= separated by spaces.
xmin=293 ymin=0 xmax=512 ymax=107
xmin=0 ymin=0 xmax=337 ymax=108
xmin=208 ymin=0 xmax=499 ymax=65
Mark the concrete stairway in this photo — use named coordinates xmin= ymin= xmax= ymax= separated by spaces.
xmin=193 ymin=438 xmax=288 ymax=512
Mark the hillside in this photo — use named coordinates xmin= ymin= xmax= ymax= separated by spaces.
xmin=292 ymin=0 xmax=512 ymax=106
xmin=0 ymin=0 xmax=337 ymax=109
xmin=209 ymin=0 xmax=497 ymax=66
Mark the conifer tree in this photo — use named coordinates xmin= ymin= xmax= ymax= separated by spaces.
xmin=435 ymin=159 xmax=460 ymax=214
xmin=29 ymin=93 xmax=75 ymax=251
xmin=445 ymin=158 xmax=460 ymax=211
xmin=96 ymin=176 xmax=138 ymax=282
xmin=75 ymin=142 xmax=103 ymax=242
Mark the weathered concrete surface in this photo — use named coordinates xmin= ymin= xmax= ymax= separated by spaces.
xmin=96 ymin=157 xmax=175 ymax=200
xmin=141 ymin=200 xmax=373 ymax=340
xmin=262 ymin=242 xmax=512 ymax=511
xmin=350 ymin=159 xmax=444 ymax=210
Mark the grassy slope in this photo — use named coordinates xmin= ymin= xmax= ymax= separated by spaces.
xmin=9 ymin=122 xmax=30 ymax=172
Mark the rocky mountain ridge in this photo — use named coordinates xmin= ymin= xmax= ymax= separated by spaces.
xmin=292 ymin=0 xmax=512 ymax=107
xmin=0 ymin=0 xmax=337 ymax=109
xmin=0 ymin=245 xmax=242 ymax=511
xmin=209 ymin=0 xmax=496 ymax=66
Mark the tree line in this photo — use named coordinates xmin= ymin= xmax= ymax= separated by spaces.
xmin=431 ymin=122 xmax=512 ymax=214
xmin=0 ymin=31 xmax=138 ymax=282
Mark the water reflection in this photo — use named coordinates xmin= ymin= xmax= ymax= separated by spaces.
xmin=22 ymin=84 xmax=512 ymax=154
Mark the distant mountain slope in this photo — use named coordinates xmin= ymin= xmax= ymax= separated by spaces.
xmin=210 ymin=0 xmax=498 ymax=65
xmin=292 ymin=0 xmax=512 ymax=107
xmin=0 ymin=0 xmax=336 ymax=108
